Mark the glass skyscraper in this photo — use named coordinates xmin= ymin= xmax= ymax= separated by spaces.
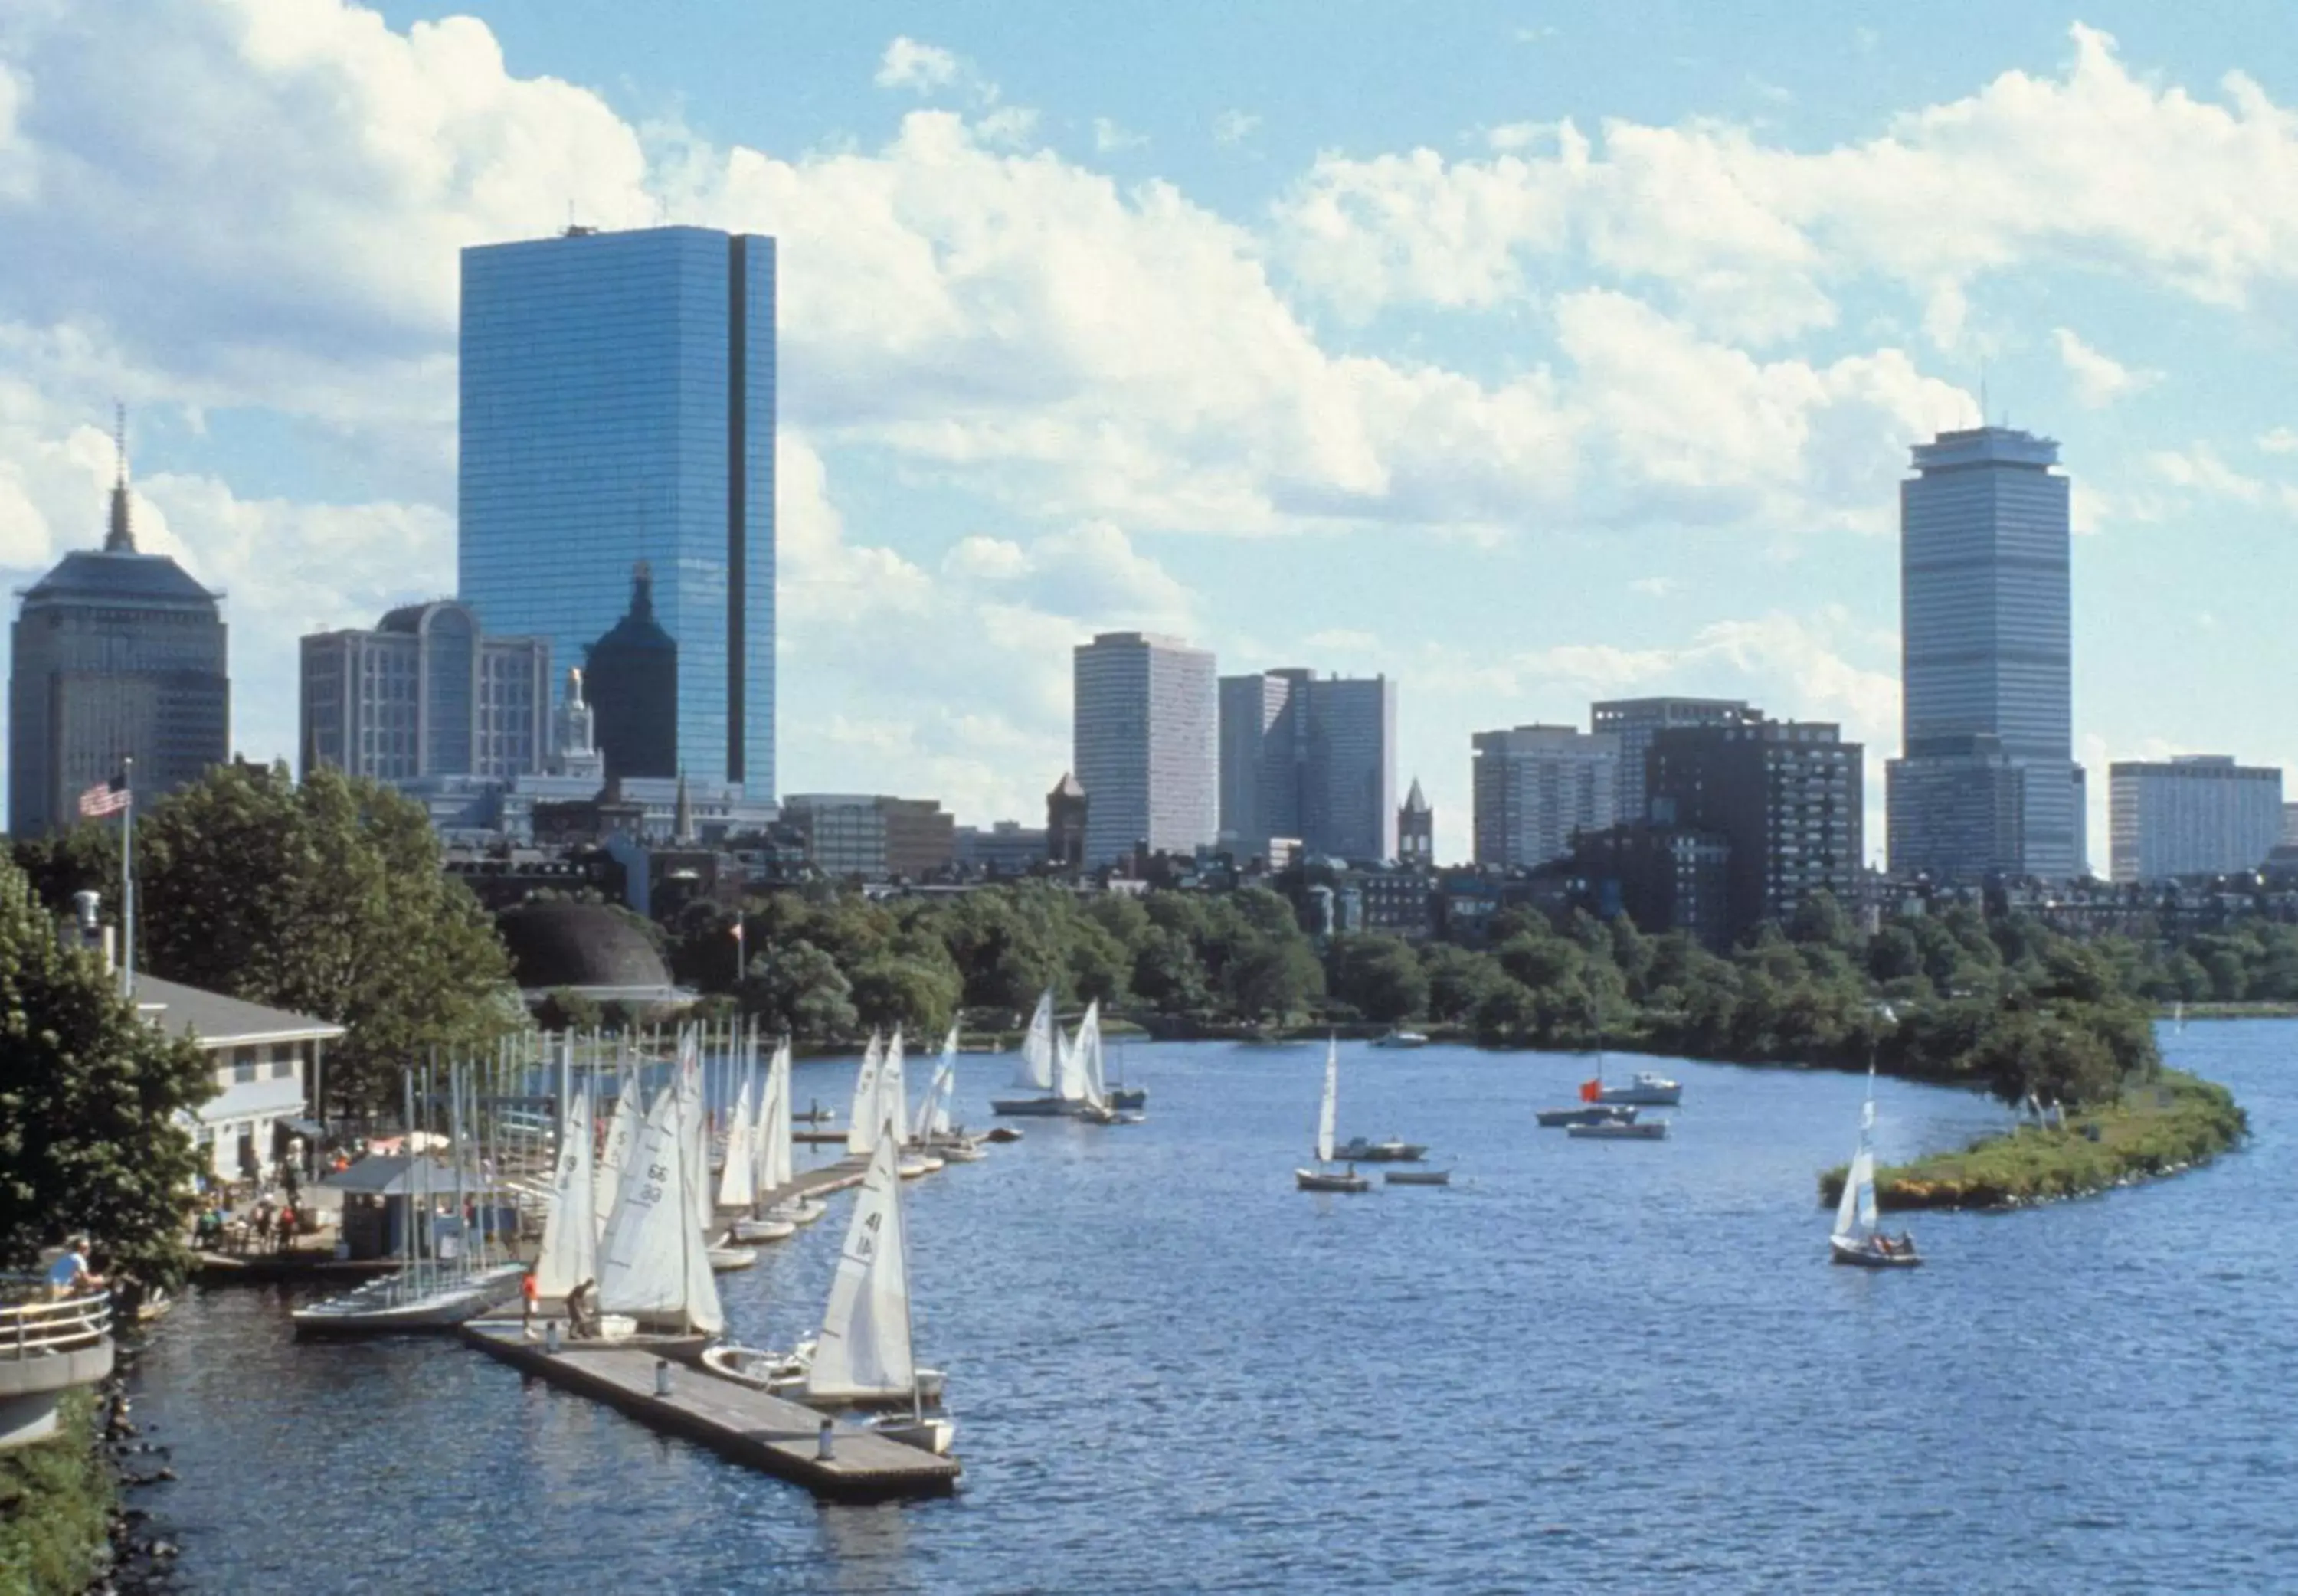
xmin=1887 ymin=426 xmax=2084 ymax=880
xmin=458 ymin=225 xmax=776 ymax=793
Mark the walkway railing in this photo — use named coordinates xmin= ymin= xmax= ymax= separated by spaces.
xmin=0 ymin=1290 xmax=112 ymax=1359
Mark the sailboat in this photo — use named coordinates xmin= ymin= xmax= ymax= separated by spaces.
xmin=1295 ymin=1038 xmax=1370 ymax=1193
xmin=916 ymin=1026 xmax=984 ymax=1162
xmin=532 ymin=1083 xmax=597 ymax=1303
xmin=596 ymin=1032 xmax=728 ymax=1333
xmin=703 ymin=1131 xmax=954 ymax=1453
xmin=846 ymin=1032 xmax=885 ymax=1153
xmin=1058 ymin=1000 xmax=1122 ymax=1124
xmin=1830 ymin=1068 xmax=1920 ymax=1268
xmin=990 ymin=990 xmax=1068 ymax=1116
xmin=879 ymin=1029 xmax=938 ymax=1178
xmin=732 ymin=1034 xmax=810 ymax=1240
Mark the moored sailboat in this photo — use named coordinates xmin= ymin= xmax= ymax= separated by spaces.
xmin=990 ymin=990 xmax=1067 ymax=1117
xmin=1295 ymin=1038 xmax=1370 ymax=1193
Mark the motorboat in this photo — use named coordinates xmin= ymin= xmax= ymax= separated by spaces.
xmin=1597 ymin=1071 xmax=1682 ymax=1107
xmin=1296 ymin=1038 xmax=1373 ymax=1194
xmin=1106 ymin=1086 xmax=1148 ymax=1111
xmin=1383 ymin=1169 xmax=1452 ymax=1186
xmin=1566 ymin=1119 xmax=1669 ymax=1140
xmin=1333 ymin=1136 xmax=1428 ymax=1163
xmin=983 ymin=1126 xmax=1025 ymax=1143
xmin=1831 ymin=1062 xmax=1922 ymax=1269
xmin=1371 ymin=1028 xmax=1430 ymax=1049
xmin=1535 ymin=1104 xmax=1638 ymax=1129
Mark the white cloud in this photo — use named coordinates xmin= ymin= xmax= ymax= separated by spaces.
xmin=1092 ymin=117 xmax=1146 ymax=154
xmin=1629 ymin=575 xmax=1679 ymax=597
xmin=2149 ymin=443 xmax=2267 ymax=504
xmin=874 ymin=38 xmax=963 ymax=94
xmin=2053 ymin=327 xmax=2157 ymax=407
xmin=1212 ymin=110 xmax=1260 ymax=146
xmin=2259 ymin=427 xmax=2298 ymax=454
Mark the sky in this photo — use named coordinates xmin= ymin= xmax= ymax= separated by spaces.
xmin=3 ymin=1 xmax=2295 ymax=864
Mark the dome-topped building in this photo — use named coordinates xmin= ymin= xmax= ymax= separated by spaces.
xmin=9 ymin=416 xmax=229 ymax=833
xmin=496 ymin=899 xmax=683 ymax=1005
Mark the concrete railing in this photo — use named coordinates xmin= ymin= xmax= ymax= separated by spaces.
xmin=0 ymin=1290 xmax=112 ymax=1359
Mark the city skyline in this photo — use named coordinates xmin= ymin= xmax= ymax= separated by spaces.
xmin=6 ymin=7 xmax=2298 ymax=860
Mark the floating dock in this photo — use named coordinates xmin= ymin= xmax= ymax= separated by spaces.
xmin=461 ymin=1323 xmax=959 ymax=1500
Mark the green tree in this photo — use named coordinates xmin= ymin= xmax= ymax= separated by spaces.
xmin=0 ymin=859 xmax=212 ymax=1288
xmin=133 ymin=764 xmax=516 ymax=1112
xmin=1227 ymin=939 xmax=1324 ymax=1022
xmin=741 ymin=940 xmax=857 ymax=1039
xmin=849 ymin=952 xmax=961 ymax=1036
xmin=1331 ymin=936 xmax=1429 ymax=1024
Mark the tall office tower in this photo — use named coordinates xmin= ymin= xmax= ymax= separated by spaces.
xmin=1886 ymin=426 xmax=2083 ymax=880
xmin=2109 ymin=757 xmax=2283 ymax=881
xmin=1398 ymin=777 xmax=1434 ymax=866
xmin=1073 ymin=632 xmax=1217 ymax=867
xmin=1590 ymin=697 xmax=1761 ymax=825
xmin=1648 ymin=719 xmax=1863 ymax=941
xmin=459 ymin=225 xmax=776 ymax=793
xmin=1470 ymin=724 xmax=1619 ymax=868
xmin=300 ymin=600 xmax=551 ymax=783
xmin=1219 ymin=669 xmax=1399 ymax=862
xmin=9 ymin=441 xmax=228 ymax=834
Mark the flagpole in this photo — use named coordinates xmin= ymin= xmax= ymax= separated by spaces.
xmin=120 ymin=757 xmax=134 ymax=1000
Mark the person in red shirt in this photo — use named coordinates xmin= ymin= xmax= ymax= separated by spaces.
xmin=521 ymin=1269 xmax=540 ymax=1337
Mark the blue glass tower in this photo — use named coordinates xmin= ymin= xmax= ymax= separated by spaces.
xmin=458 ymin=225 xmax=775 ymax=792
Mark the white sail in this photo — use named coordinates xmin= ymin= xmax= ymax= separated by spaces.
xmin=846 ymin=1033 xmax=884 ymax=1156
xmin=717 ymin=1063 xmax=757 ymax=1211
xmin=535 ymin=1084 xmax=596 ymax=1298
xmin=1016 ymin=989 xmax=1056 ymax=1091
xmin=686 ymin=1032 xmax=715 ymax=1235
xmin=806 ymin=1136 xmax=914 ymax=1401
xmin=879 ymin=1028 xmax=908 ymax=1147
xmin=1315 ymin=1037 xmax=1340 ymax=1164
xmin=597 ymin=1087 xmax=692 ymax=1323
xmin=917 ymin=1025 xmax=959 ymax=1141
xmin=759 ymin=1039 xmax=794 ymax=1192
xmin=1074 ymin=1001 xmax=1107 ymax=1109
xmin=593 ymin=1068 xmax=640 ymax=1238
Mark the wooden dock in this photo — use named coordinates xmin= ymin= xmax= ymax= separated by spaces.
xmin=460 ymin=1323 xmax=959 ymax=1500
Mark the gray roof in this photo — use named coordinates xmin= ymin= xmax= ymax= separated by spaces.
xmin=22 ymin=550 xmax=221 ymax=607
xmin=318 ymin=1155 xmax=491 ymax=1198
xmin=133 ymin=975 xmax=345 ymax=1048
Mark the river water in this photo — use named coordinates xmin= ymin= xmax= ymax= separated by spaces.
xmin=124 ymin=1022 xmax=2296 ymax=1593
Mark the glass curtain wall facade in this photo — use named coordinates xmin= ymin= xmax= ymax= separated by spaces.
xmin=458 ymin=226 xmax=776 ymax=793
xmin=1888 ymin=427 xmax=2080 ymax=878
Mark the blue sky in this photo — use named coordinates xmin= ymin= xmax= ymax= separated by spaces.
xmin=4 ymin=2 xmax=2296 ymax=862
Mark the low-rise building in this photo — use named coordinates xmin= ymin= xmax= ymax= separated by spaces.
xmin=2109 ymin=757 xmax=2283 ymax=882
xmin=134 ymin=975 xmax=345 ymax=1184
xmin=782 ymin=794 xmax=956 ymax=881
xmin=954 ymin=821 xmax=1050 ymax=878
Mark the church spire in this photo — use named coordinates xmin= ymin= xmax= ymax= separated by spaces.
xmin=104 ymin=402 xmax=135 ymax=554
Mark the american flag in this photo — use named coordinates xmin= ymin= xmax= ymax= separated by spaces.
xmin=77 ymin=778 xmax=129 ymax=819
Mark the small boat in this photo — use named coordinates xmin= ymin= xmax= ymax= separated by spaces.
xmin=1371 ymin=1028 xmax=1430 ymax=1049
xmin=1333 ymin=1136 xmax=1428 ymax=1163
xmin=293 ymin=1261 xmax=527 ymax=1338
xmin=984 ymin=1126 xmax=1025 ymax=1143
xmin=866 ymin=1414 xmax=957 ymax=1455
xmin=727 ymin=1215 xmax=794 ymax=1243
xmin=1566 ymin=1119 xmax=1669 ymax=1140
xmin=1831 ymin=1066 xmax=1922 ymax=1269
xmin=1597 ymin=1071 xmax=1682 ymax=1107
xmin=1384 ymin=1169 xmax=1452 ymax=1186
xmin=707 ymin=1245 xmax=757 ymax=1272
xmin=1297 ymin=1038 xmax=1373 ymax=1193
xmin=1106 ymin=1086 xmax=1147 ymax=1111
xmin=991 ymin=990 xmax=1066 ymax=1117
xmin=1535 ymin=1104 xmax=1638 ymax=1129
xmin=896 ymin=1153 xmax=941 ymax=1179
xmin=703 ymin=1343 xmax=948 ymax=1408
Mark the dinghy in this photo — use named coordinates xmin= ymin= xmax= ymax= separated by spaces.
xmin=1384 ymin=1169 xmax=1452 ymax=1186
xmin=1534 ymin=1104 xmax=1638 ymax=1129
xmin=1334 ymin=1136 xmax=1428 ymax=1163
xmin=1296 ymin=1038 xmax=1371 ymax=1193
xmin=594 ymin=1033 xmax=725 ymax=1336
xmin=1831 ymin=1068 xmax=1920 ymax=1268
xmin=1567 ymin=1119 xmax=1669 ymax=1140
xmin=1059 ymin=1001 xmax=1121 ymax=1125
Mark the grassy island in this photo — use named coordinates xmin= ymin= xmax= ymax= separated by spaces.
xmin=0 ymin=1389 xmax=116 ymax=1596
xmin=1820 ymin=1069 xmax=2245 ymax=1212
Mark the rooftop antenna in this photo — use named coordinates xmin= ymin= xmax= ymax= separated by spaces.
xmin=1978 ymin=359 xmax=1989 ymax=430
xmin=103 ymin=401 xmax=135 ymax=554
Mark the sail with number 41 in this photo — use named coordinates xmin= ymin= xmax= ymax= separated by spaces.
xmin=806 ymin=1135 xmax=915 ymax=1402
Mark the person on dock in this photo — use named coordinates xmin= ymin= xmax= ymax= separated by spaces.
xmin=47 ymin=1238 xmax=102 ymax=1300
xmin=521 ymin=1269 xmax=539 ymax=1337
xmin=565 ymin=1277 xmax=596 ymax=1339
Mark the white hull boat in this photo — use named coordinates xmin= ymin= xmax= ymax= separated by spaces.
xmin=1597 ymin=1071 xmax=1682 ymax=1107
xmin=1295 ymin=1167 xmax=1370 ymax=1192
xmin=1566 ymin=1119 xmax=1670 ymax=1140
xmin=1334 ymin=1136 xmax=1428 ymax=1163
xmin=704 ymin=1343 xmax=950 ymax=1408
xmin=1371 ymin=1029 xmax=1430 ymax=1049
xmin=1535 ymin=1104 xmax=1638 ymax=1129
xmin=707 ymin=1244 xmax=758 ymax=1272
xmin=766 ymin=1198 xmax=826 ymax=1225
xmin=1830 ymin=1057 xmax=1921 ymax=1269
xmin=727 ymin=1216 xmax=796 ymax=1244
xmin=896 ymin=1153 xmax=941 ymax=1179
xmin=293 ymin=1262 xmax=526 ymax=1339
xmin=1298 ymin=1038 xmax=1370 ymax=1193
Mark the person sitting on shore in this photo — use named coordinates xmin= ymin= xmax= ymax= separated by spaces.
xmin=47 ymin=1238 xmax=103 ymax=1300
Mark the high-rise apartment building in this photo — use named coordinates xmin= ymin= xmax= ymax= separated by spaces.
xmin=1591 ymin=697 xmax=1761 ymax=826
xmin=2109 ymin=757 xmax=2283 ymax=882
xmin=1471 ymin=724 xmax=1619 ymax=869
xmin=1648 ymin=718 xmax=1862 ymax=940
xmin=1219 ymin=669 xmax=1398 ymax=862
xmin=458 ymin=224 xmax=776 ymax=793
xmin=300 ymin=600 xmax=551 ymax=784
xmin=1073 ymin=632 xmax=1217 ymax=867
xmin=9 ymin=452 xmax=228 ymax=834
xmin=1887 ymin=426 xmax=2084 ymax=880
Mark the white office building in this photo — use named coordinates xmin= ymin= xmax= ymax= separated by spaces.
xmin=1471 ymin=724 xmax=1620 ymax=869
xmin=1074 ymin=632 xmax=1217 ymax=868
xmin=2109 ymin=757 xmax=2283 ymax=881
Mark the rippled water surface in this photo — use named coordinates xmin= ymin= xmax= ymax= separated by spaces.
xmin=127 ymin=1025 xmax=2298 ymax=1593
